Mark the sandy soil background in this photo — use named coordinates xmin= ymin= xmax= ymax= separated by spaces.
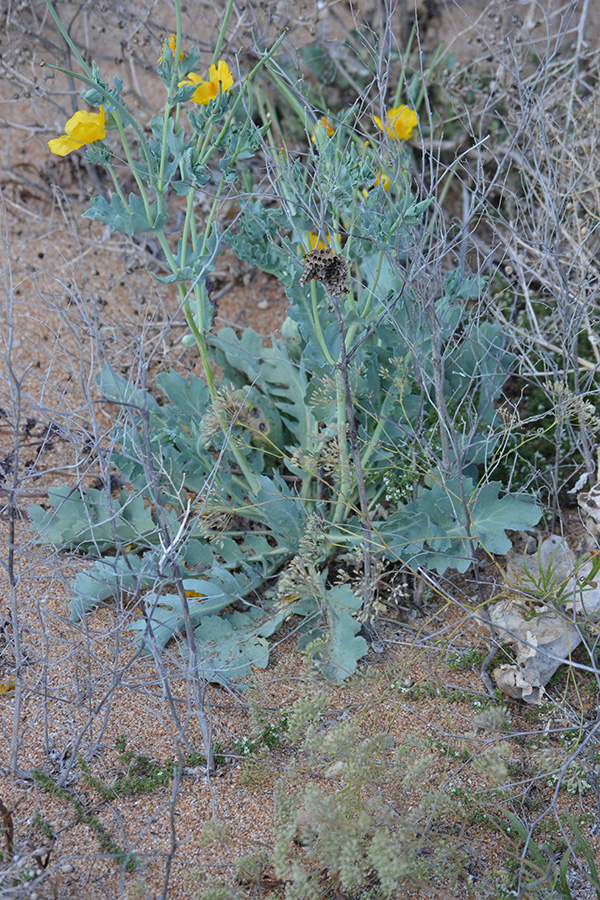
xmin=2 ymin=2 xmax=600 ymax=899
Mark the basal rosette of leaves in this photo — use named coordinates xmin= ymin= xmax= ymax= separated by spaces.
xmin=32 ymin=2 xmax=541 ymax=686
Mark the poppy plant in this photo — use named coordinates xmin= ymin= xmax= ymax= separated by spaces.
xmin=179 ymin=60 xmax=233 ymax=105
xmin=361 ymin=170 xmax=391 ymax=198
xmin=309 ymin=231 xmax=331 ymax=250
xmin=373 ymin=105 xmax=417 ymax=141
xmin=297 ymin=232 xmax=340 ymax=255
xmin=311 ymin=116 xmax=335 ymax=142
xmin=48 ymin=107 xmax=106 ymax=157
xmin=372 ymin=171 xmax=391 ymax=190
xmin=160 ymin=33 xmax=184 ymax=63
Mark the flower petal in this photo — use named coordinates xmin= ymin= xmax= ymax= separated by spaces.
xmin=374 ymin=171 xmax=391 ymax=190
xmin=311 ymin=115 xmax=335 ymax=143
xmin=65 ymin=107 xmax=106 ymax=143
xmin=373 ymin=105 xmax=417 ymax=141
xmin=48 ymin=136 xmax=85 ymax=156
xmin=48 ymin=108 xmax=105 ymax=156
xmin=192 ymin=83 xmax=214 ymax=104
xmin=167 ymin=34 xmax=184 ymax=61
xmin=181 ymin=62 xmax=232 ymax=105
xmin=214 ymin=60 xmax=234 ymax=91
xmin=309 ymin=231 xmax=330 ymax=250
xmin=387 ymin=105 xmax=418 ymax=140
xmin=179 ymin=72 xmax=202 ymax=87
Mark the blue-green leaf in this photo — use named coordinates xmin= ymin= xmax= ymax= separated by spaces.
xmin=249 ymin=475 xmax=307 ymax=550
xmin=83 ymin=193 xmax=168 ymax=235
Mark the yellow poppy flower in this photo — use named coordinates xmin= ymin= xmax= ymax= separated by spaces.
xmin=311 ymin=116 xmax=335 ymax=143
xmin=179 ymin=60 xmax=234 ymax=105
xmin=309 ymin=231 xmax=331 ymax=250
xmin=160 ymin=33 xmax=184 ymax=63
xmin=373 ymin=171 xmax=391 ymax=190
xmin=297 ymin=232 xmax=336 ymax=254
xmin=48 ymin=107 xmax=106 ymax=157
xmin=361 ymin=170 xmax=391 ymax=198
xmin=373 ymin=105 xmax=418 ymax=141
xmin=297 ymin=232 xmax=343 ymax=254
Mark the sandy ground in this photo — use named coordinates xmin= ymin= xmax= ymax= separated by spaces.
xmin=2 ymin=1 xmax=600 ymax=898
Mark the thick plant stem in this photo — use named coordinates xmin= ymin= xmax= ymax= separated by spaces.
xmin=428 ymin=304 xmax=452 ymax=474
xmin=330 ymin=294 xmax=375 ymax=623
xmin=333 ymin=372 xmax=352 ymax=525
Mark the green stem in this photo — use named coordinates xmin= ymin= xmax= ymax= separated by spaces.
xmin=264 ymin=67 xmax=308 ymax=123
xmin=200 ymin=178 xmax=225 ymax=254
xmin=176 ymin=181 xmax=257 ymax=485
xmin=112 ymin=114 xmax=156 ymax=225
xmin=178 ymin=286 xmax=256 ymax=488
xmin=158 ymin=2 xmax=183 ymax=191
xmin=424 ymin=158 xmax=459 ymax=240
xmin=255 ymin=86 xmax=281 ymax=152
xmin=195 ymin=117 xmax=218 ymax=166
xmin=360 ymin=392 xmax=395 ymax=469
xmin=181 ymin=294 xmax=204 ymax=345
xmin=212 ymin=0 xmax=236 ymax=64
xmin=177 ymin=124 xmax=218 ymax=273
xmin=211 ymin=30 xmax=289 ymax=156
xmin=44 ymin=0 xmax=93 ymax=78
xmin=307 ymin=278 xmax=335 ymax=366
xmin=393 ymin=23 xmax=417 ymax=108
xmin=105 ymin=162 xmax=128 ymax=207
xmin=223 ymin=436 xmax=259 ymax=490
xmin=195 ymin=329 xmax=216 ymax=395
xmin=179 ymin=194 xmax=196 ymax=270
xmin=332 ymin=371 xmax=352 ymax=525
xmin=356 ymin=248 xmax=385 ymax=323
xmin=155 ymin=232 xmax=181 ymax=282
xmin=414 ymin=41 xmax=446 ymax=110
xmin=173 ymin=0 xmax=182 ymax=62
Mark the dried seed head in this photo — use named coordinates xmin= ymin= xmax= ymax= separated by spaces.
xmin=300 ymin=248 xmax=350 ymax=297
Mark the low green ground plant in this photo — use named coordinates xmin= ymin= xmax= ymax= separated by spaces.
xmin=31 ymin=0 xmax=540 ymax=702
xmin=31 ymin=768 xmax=137 ymax=871
xmin=77 ymin=734 xmax=226 ymax=799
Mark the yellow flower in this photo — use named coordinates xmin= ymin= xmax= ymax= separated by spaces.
xmin=373 ymin=105 xmax=417 ymax=141
xmin=373 ymin=171 xmax=391 ymax=190
xmin=160 ymin=33 xmax=184 ymax=63
xmin=179 ymin=60 xmax=233 ymax=105
xmin=48 ymin=107 xmax=106 ymax=157
xmin=297 ymin=232 xmax=342 ymax=254
xmin=362 ymin=170 xmax=391 ymax=198
xmin=309 ymin=231 xmax=331 ymax=250
xmin=311 ymin=115 xmax=335 ymax=143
